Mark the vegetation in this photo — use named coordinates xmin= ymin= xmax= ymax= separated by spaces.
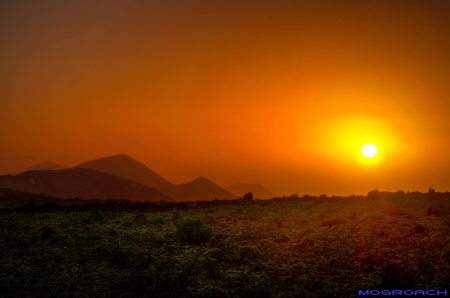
xmin=152 ymin=215 xmax=166 ymax=224
xmin=0 ymin=190 xmax=449 ymax=297
xmin=367 ymin=189 xmax=381 ymax=199
xmin=172 ymin=210 xmax=182 ymax=221
xmin=175 ymin=216 xmax=214 ymax=243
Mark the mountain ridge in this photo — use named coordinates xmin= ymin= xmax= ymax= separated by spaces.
xmin=13 ymin=161 xmax=70 ymax=175
xmin=0 ymin=168 xmax=172 ymax=202
xmin=73 ymin=154 xmax=237 ymax=201
xmin=74 ymin=154 xmax=173 ymax=190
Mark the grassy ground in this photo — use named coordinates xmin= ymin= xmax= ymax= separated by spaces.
xmin=0 ymin=190 xmax=449 ymax=297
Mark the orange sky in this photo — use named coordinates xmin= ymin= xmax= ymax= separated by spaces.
xmin=1 ymin=1 xmax=450 ymax=196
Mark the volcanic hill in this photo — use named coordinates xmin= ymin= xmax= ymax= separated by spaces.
xmin=74 ymin=154 xmax=172 ymax=191
xmin=14 ymin=161 xmax=70 ymax=175
xmin=74 ymin=154 xmax=237 ymax=201
xmin=0 ymin=168 xmax=172 ymax=202
xmin=165 ymin=177 xmax=237 ymax=201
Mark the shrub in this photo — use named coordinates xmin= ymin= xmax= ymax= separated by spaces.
xmin=80 ymin=210 xmax=105 ymax=224
xmin=175 ymin=216 xmax=214 ymax=243
xmin=153 ymin=215 xmax=166 ymax=225
xmin=243 ymin=192 xmax=253 ymax=200
xmin=172 ymin=210 xmax=182 ymax=221
xmin=289 ymin=193 xmax=299 ymax=199
xmin=268 ymin=214 xmax=281 ymax=222
xmin=268 ymin=214 xmax=282 ymax=227
xmin=367 ymin=189 xmax=382 ymax=199
xmin=89 ymin=210 xmax=105 ymax=222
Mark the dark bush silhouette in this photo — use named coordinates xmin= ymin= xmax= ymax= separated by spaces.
xmin=367 ymin=189 xmax=381 ymax=199
xmin=243 ymin=192 xmax=253 ymax=201
xmin=394 ymin=190 xmax=406 ymax=198
xmin=290 ymin=193 xmax=299 ymax=199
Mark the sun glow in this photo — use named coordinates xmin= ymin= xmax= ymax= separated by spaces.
xmin=361 ymin=143 xmax=377 ymax=158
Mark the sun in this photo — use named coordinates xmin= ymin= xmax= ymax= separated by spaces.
xmin=361 ymin=143 xmax=377 ymax=158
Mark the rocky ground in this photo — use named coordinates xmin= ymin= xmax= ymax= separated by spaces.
xmin=0 ymin=189 xmax=449 ymax=297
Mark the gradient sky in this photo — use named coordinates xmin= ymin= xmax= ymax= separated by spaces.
xmin=1 ymin=1 xmax=450 ymax=196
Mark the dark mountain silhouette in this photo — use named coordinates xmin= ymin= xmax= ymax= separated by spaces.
xmin=74 ymin=154 xmax=172 ymax=190
xmin=73 ymin=154 xmax=235 ymax=202
xmin=226 ymin=183 xmax=275 ymax=199
xmin=0 ymin=168 xmax=172 ymax=202
xmin=14 ymin=161 xmax=70 ymax=174
xmin=164 ymin=177 xmax=237 ymax=201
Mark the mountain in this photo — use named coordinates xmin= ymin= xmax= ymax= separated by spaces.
xmin=0 ymin=168 xmax=172 ymax=201
xmin=226 ymin=183 xmax=275 ymax=199
xmin=74 ymin=154 xmax=172 ymax=190
xmin=164 ymin=177 xmax=238 ymax=201
xmin=14 ymin=161 xmax=70 ymax=174
xmin=73 ymin=154 xmax=235 ymax=201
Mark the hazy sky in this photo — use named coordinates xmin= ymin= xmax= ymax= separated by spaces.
xmin=1 ymin=1 xmax=450 ymax=196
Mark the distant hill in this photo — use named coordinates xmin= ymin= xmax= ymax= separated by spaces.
xmin=226 ymin=183 xmax=275 ymax=199
xmin=73 ymin=154 xmax=235 ymax=202
xmin=0 ymin=168 xmax=172 ymax=202
xmin=74 ymin=154 xmax=173 ymax=190
xmin=14 ymin=161 xmax=70 ymax=174
xmin=165 ymin=177 xmax=238 ymax=201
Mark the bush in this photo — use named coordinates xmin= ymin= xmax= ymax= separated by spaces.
xmin=172 ymin=210 xmax=182 ymax=221
xmin=175 ymin=216 xmax=214 ymax=243
xmin=78 ymin=211 xmax=105 ymax=225
xmin=268 ymin=214 xmax=281 ymax=222
xmin=153 ymin=215 xmax=166 ymax=225
xmin=243 ymin=192 xmax=253 ymax=200
xmin=89 ymin=210 xmax=105 ymax=222
xmin=367 ymin=189 xmax=382 ymax=199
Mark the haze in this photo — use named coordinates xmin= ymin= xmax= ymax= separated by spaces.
xmin=1 ymin=1 xmax=450 ymax=196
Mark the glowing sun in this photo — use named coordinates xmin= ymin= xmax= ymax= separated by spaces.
xmin=361 ymin=143 xmax=377 ymax=158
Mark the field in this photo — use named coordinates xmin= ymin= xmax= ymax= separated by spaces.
xmin=1 ymin=189 xmax=449 ymax=297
